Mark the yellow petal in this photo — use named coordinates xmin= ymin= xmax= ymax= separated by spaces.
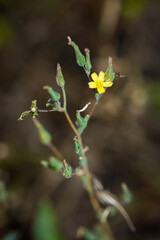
xmin=91 ymin=72 xmax=98 ymax=82
xmin=99 ymin=71 xmax=105 ymax=81
xmin=103 ymin=82 xmax=113 ymax=88
xmin=88 ymin=81 xmax=96 ymax=89
xmin=97 ymin=86 xmax=105 ymax=94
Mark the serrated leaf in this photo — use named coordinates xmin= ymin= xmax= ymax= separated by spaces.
xmin=68 ymin=36 xmax=85 ymax=67
xmin=33 ymin=119 xmax=52 ymax=145
xmin=56 ymin=64 xmax=65 ymax=87
xmin=44 ymin=86 xmax=61 ymax=101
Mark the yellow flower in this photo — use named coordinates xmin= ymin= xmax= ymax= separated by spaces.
xmin=88 ymin=71 xmax=113 ymax=94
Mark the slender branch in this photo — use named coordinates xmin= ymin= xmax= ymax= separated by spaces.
xmin=64 ymin=111 xmax=83 ymax=146
xmin=47 ymin=142 xmax=64 ymax=162
xmin=88 ymin=101 xmax=97 ymax=118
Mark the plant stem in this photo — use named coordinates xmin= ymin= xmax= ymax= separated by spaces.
xmin=89 ymin=101 xmax=97 ymax=118
xmin=47 ymin=142 xmax=64 ymax=162
xmin=64 ymin=111 xmax=82 ymax=146
xmin=63 ymin=110 xmax=114 ymax=240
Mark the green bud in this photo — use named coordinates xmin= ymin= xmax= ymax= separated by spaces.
xmin=68 ymin=36 xmax=85 ymax=67
xmin=56 ymin=63 xmax=65 ymax=87
xmin=31 ymin=100 xmax=39 ymax=118
xmin=121 ymin=183 xmax=132 ymax=204
xmin=84 ymin=48 xmax=92 ymax=76
xmin=43 ymin=86 xmax=61 ymax=101
xmin=106 ymin=57 xmax=115 ymax=82
xmin=33 ymin=119 xmax=52 ymax=145
xmin=74 ymin=137 xmax=83 ymax=155
xmin=62 ymin=160 xmax=72 ymax=179
xmin=41 ymin=157 xmax=63 ymax=171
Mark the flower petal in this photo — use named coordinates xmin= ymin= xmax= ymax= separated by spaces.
xmin=99 ymin=71 xmax=105 ymax=81
xmin=103 ymin=82 xmax=113 ymax=88
xmin=88 ymin=81 xmax=96 ymax=89
xmin=91 ymin=72 xmax=98 ymax=82
xmin=97 ymin=86 xmax=105 ymax=94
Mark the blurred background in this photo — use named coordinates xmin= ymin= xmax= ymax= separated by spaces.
xmin=0 ymin=0 xmax=160 ymax=239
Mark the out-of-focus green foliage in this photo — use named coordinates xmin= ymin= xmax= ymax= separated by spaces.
xmin=121 ymin=0 xmax=150 ymax=19
xmin=121 ymin=183 xmax=132 ymax=204
xmin=32 ymin=200 xmax=65 ymax=240
xmin=0 ymin=181 xmax=7 ymax=201
xmin=78 ymin=227 xmax=108 ymax=240
xmin=0 ymin=17 xmax=14 ymax=49
xmin=2 ymin=232 xmax=19 ymax=240
xmin=147 ymin=82 xmax=160 ymax=114
xmin=33 ymin=119 xmax=52 ymax=145
xmin=41 ymin=156 xmax=63 ymax=171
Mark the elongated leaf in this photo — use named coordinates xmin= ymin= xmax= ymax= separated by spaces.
xmin=33 ymin=119 xmax=52 ymax=145
xmin=84 ymin=48 xmax=92 ymax=76
xmin=106 ymin=57 xmax=115 ymax=82
xmin=44 ymin=86 xmax=61 ymax=101
xmin=68 ymin=36 xmax=85 ymax=67
xmin=32 ymin=200 xmax=64 ymax=240
xmin=56 ymin=64 xmax=65 ymax=87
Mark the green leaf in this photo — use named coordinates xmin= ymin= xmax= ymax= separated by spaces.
xmin=106 ymin=57 xmax=115 ymax=82
xmin=121 ymin=183 xmax=132 ymax=204
xmin=18 ymin=110 xmax=31 ymax=121
xmin=44 ymin=86 xmax=61 ymax=102
xmin=74 ymin=137 xmax=83 ymax=155
xmin=62 ymin=160 xmax=72 ymax=179
xmin=41 ymin=157 xmax=63 ymax=171
xmin=56 ymin=64 xmax=65 ymax=87
xmin=68 ymin=36 xmax=85 ymax=67
xmin=18 ymin=100 xmax=39 ymax=120
xmin=33 ymin=119 xmax=52 ymax=145
xmin=0 ymin=181 xmax=7 ymax=202
xmin=76 ymin=112 xmax=90 ymax=135
xmin=84 ymin=48 xmax=92 ymax=76
xmin=32 ymin=200 xmax=64 ymax=240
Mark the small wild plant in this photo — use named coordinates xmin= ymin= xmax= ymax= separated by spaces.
xmin=19 ymin=37 xmax=135 ymax=240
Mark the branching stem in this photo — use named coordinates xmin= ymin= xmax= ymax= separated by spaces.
xmin=47 ymin=142 xmax=64 ymax=162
